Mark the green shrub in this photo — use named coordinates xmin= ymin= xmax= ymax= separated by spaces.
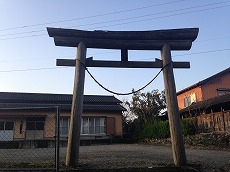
xmin=181 ymin=118 xmax=198 ymax=136
xmin=138 ymin=118 xmax=198 ymax=140
xmin=139 ymin=120 xmax=170 ymax=139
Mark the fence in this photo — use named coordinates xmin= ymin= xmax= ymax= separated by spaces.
xmin=0 ymin=107 xmax=60 ymax=171
xmin=197 ymin=110 xmax=230 ymax=133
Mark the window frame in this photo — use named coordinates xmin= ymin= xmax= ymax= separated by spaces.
xmin=59 ymin=116 xmax=107 ymax=136
xmin=184 ymin=93 xmax=196 ymax=108
xmin=0 ymin=121 xmax=14 ymax=131
xmin=60 ymin=117 xmax=70 ymax=136
xmin=81 ymin=117 xmax=106 ymax=135
xmin=26 ymin=121 xmax=44 ymax=131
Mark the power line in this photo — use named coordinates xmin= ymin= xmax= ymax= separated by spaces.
xmin=77 ymin=1 xmax=230 ymax=30
xmin=0 ymin=48 xmax=229 ymax=71
xmin=0 ymin=57 xmax=58 ymax=63
xmin=0 ymin=67 xmax=68 ymax=73
xmin=87 ymin=3 xmax=230 ymax=30
xmin=0 ymin=30 xmax=45 ymax=37
xmin=174 ymin=48 xmax=230 ymax=57
xmin=141 ymin=48 xmax=230 ymax=60
xmin=0 ymin=48 xmax=229 ymax=63
xmin=0 ymin=0 xmax=187 ymax=32
xmin=0 ymin=34 xmax=47 ymax=40
xmin=1 ymin=1 xmax=229 ymax=39
xmin=1 ymin=3 xmax=229 ymax=40
xmin=0 ymin=51 xmax=118 ymax=62
xmin=1 ymin=35 xmax=229 ymax=62
xmin=197 ymin=36 xmax=230 ymax=42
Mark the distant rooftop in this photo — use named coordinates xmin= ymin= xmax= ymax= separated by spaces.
xmin=177 ymin=67 xmax=230 ymax=95
xmin=0 ymin=92 xmax=125 ymax=112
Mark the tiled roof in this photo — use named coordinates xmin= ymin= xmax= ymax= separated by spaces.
xmin=0 ymin=92 xmax=125 ymax=112
xmin=177 ymin=67 xmax=230 ymax=95
xmin=0 ymin=103 xmax=126 ymax=111
xmin=0 ymin=92 xmax=121 ymax=103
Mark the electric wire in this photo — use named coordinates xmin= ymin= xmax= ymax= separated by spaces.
xmin=174 ymin=48 xmax=230 ymax=57
xmin=0 ymin=67 xmax=66 ymax=73
xmin=87 ymin=3 xmax=230 ymax=30
xmin=0 ymin=0 xmax=187 ymax=32
xmin=0 ymin=2 xmax=228 ymax=95
xmin=141 ymin=48 xmax=230 ymax=60
xmin=0 ymin=48 xmax=229 ymax=63
xmin=0 ymin=1 xmax=229 ymax=40
xmin=0 ymin=34 xmax=47 ymax=40
xmin=78 ymin=1 xmax=230 ymax=30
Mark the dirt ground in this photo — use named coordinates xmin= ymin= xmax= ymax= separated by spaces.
xmin=0 ymin=144 xmax=229 ymax=171
xmin=60 ymin=144 xmax=230 ymax=171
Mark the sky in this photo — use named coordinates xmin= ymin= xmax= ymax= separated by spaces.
xmin=0 ymin=0 xmax=229 ymax=101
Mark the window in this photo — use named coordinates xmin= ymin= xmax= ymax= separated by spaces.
xmin=25 ymin=118 xmax=45 ymax=139
xmin=0 ymin=121 xmax=14 ymax=130
xmin=81 ymin=117 xmax=106 ymax=135
xmin=26 ymin=121 xmax=44 ymax=130
xmin=184 ymin=93 xmax=196 ymax=107
xmin=217 ymin=88 xmax=230 ymax=96
xmin=60 ymin=117 xmax=106 ymax=136
xmin=184 ymin=97 xmax=191 ymax=108
xmin=0 ymin=121 xmax=14 ymax=141
xmin=60 ymin=118 xmax=70 ymax=136
xmin=5 ymin=122 xmax=14 ymax=130
xmin=0 ymin=122 xmax=4 ymax=130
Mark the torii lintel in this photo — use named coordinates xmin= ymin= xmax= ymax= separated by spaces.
xmin=47 ymin=27 xmax=199 ymax=50
xmin=56 ymin=57 xmax=190 ymax=68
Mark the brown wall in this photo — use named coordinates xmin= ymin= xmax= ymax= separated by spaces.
xmin=177 ymin=86 xmax=202 ymax=109
xmin=0 ymin=111 xmax=57 ymax=140
xmin=177 ymin=70 xmax=230 ymax=110
xmin=0 ymin=110 xmax=123 ymax=140
xmin=202 ymin=72 xmax=230 ymax=100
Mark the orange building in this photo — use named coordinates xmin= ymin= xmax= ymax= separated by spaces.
xmin=176 ymin=67 xmax=230 ymax=132
xmin=177 ymin=67 xmax=230 ymax=110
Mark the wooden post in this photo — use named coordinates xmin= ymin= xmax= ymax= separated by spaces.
xmin=221 ymin=108 xmax=226 ymax=131
xmin=66 ymin=42 xmax=86 ymax=167
xmin=121 ymin=49 xmax=128 ymax=61
xmin=161 ymin=44 xmax=187 ymax=166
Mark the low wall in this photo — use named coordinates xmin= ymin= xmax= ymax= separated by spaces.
xmin=197 ymin=110 xmax=230 ymax=133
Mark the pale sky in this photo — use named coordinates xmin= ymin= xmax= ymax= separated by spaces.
xmin=0 ymin=0 xmax=229 ymax=100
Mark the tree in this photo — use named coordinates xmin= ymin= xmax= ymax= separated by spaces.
xmin=123 ymin=89 xmax=166 ymax=139
xmin=126 ymin=89 xmax=166 ymax=125
xmin=122 ymin=98 xmax=137 ymax=123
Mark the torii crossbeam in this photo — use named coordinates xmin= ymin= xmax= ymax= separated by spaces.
xmin=47 ymin=27 xmax=199 ymax=168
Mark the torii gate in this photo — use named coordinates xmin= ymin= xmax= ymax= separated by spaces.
xmin=47 ymin=27 xmax=199 ymax=168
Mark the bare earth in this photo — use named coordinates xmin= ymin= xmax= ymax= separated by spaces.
xmin=61 ymin=144 xmax=230 ymax=171
xmin=0 ymin=144 xmax=229 ymax=171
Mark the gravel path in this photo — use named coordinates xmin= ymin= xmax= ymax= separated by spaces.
xmin=64 ymin=144 xmax=230 ymax=171
xmin=0 ymin=144 xmax=229 ymax=171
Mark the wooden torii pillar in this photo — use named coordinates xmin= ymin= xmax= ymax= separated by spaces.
xmin=47 ymin=27 xmax=199 ymax=167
